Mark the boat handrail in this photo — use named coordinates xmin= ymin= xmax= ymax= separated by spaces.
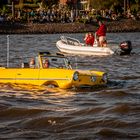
xmin=60 ymin=36 xmax=81 ymax=46
xmin=93 ymin=33 xmax=98 ymax=47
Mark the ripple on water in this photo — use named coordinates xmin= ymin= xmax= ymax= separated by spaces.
xmin=0 ymin=33 xmax=140 ymax=139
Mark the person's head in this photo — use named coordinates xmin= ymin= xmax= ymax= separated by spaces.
xmin=30 ymin=58 xmax=35 ymax=65
xmin=98 ymin=20 xmax=102 ymax=26
xmin=43 ymin=59 xmax=49 ymax=68
xmin=89 ymin=32 xmax=93 ymax=37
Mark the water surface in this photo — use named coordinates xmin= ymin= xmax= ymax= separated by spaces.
xmin=0 ymin=33 xmax=140 ymax=140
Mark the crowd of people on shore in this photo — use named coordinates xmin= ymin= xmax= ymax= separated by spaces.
xmin=0 ymin=9 xmax=76 ymax=24
xmin=0 ymin=9 xmax=71 ymax=24
xmin=0 ymin=6 xmax=140 ymax=35
xmin=0 ymin=6 xmax=140 ymax=25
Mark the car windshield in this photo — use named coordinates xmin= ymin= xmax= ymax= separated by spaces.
xmin=41 ymin=55 xmax=72 ymax=69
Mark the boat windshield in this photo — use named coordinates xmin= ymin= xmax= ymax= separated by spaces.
xmin=61 ymin=36 xmax=80 ymax=46
xmin=41 ymin=55 xmax=72 ymax=69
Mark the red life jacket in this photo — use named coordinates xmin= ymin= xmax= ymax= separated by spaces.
xmin=96 ymin=24 xmax=106 ymax=37
xmin=85 ymin=35 xmax=94 ymax=46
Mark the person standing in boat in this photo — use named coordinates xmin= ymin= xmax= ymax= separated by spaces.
xmin=96 ymin=20 xmax=107 ymax=47
xmin=84 ymin=32 xmax=95 ymax=46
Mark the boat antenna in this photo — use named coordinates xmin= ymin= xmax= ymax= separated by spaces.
xmin=75 ymin=57 xmax=78 ymax=69
xmin=7 ymin=35 xmax=9 ymax=67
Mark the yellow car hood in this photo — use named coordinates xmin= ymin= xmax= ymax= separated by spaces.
xmin=76 ymin=69 xmax=105 ymax=76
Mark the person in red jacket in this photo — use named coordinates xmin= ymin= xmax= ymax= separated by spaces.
xmin=84 ymin=32 xmax=95 ymax=46
xmin=96 ymin=20 xmax=107 ymax=47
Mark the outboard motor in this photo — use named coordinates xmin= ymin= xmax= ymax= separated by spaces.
xmin=120 ymin=41 xmax=132 ymax=55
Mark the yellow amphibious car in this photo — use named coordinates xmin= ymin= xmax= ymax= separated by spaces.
xmin=0 ymin=52 xmax=107 ymax=89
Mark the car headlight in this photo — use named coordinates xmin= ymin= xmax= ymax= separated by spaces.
xmin=91 ymin=75 xmax=96 ymax=82
xmin=73 ymin=72 xmax=79 ymax=81
xmin=102 ymin=73 xmax=108 ymax=82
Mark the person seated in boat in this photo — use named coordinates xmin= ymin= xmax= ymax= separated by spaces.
xmin=96 ymin=20 xmax=107 ymax=47
xmin=84 ymin=32 xmax=95 ymax=46
xmin=29 ymin=58 xmax=35 ymax=68
xmin=43 ymin=59 xmax=50 ymax=68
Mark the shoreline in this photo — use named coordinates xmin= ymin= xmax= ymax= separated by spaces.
xmin=0 ymin=19 xmax=140 ymax=34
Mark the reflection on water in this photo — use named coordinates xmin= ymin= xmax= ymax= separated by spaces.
xmin=0 ymin=33 xmax=140 ymax=139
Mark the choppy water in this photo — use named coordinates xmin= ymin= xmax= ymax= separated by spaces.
xmin=0 ymin=33 xmax=140 ymax=140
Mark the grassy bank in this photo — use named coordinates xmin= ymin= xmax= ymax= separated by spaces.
xmin=0 ymin=19 xmax=140 ymax=34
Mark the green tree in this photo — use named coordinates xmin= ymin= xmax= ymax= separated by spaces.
xmin=0 ymin=0 xmax=7 ymax=8
xmin=66 ymin=0 xmax=73 ymax=9
xmin=130 ymin=0 xmax=140 ymax=14
xmin=44 ymin=0 xmax=59 ymax=8
xmin=90 ymin=0 xmax=123 ymax=10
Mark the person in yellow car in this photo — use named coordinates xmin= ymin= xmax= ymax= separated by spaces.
xmin=29 ymin=58 xmax=35 ymax=68
xmin=43 ymin=59 xmax=50 ymax=68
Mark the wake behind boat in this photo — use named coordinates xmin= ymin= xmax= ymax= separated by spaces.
xmin=56 ymin=36 xmax=120 ymax=56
